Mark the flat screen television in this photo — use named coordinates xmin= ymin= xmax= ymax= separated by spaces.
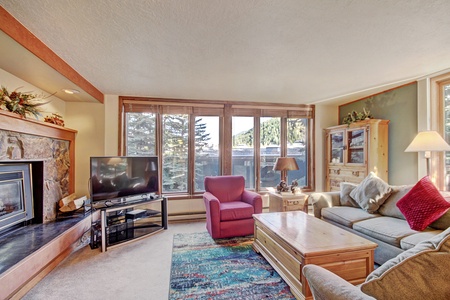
xmin=90 ymin=156 xmax=159 ymax=203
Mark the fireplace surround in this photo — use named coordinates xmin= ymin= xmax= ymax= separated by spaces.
xmin=0 ymin=110 xmax=89 ymax=299
xmin=0 ymin=110 xmax=76 ymax=232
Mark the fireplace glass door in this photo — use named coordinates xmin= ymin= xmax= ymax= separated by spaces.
xmin=0 ymin=164 xmax=33 ymax=232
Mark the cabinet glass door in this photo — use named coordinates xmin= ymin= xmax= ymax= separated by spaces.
xmin=330 ymin=131 xmax=344 ymax=164
xmin=347 ymin=129 xmax=365 ymax=164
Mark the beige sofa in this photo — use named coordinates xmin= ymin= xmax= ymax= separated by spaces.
xmin=309 ymin=180 xmax=450 ymax=265
xmin=302 ymin=227 xmax=450 ymax=299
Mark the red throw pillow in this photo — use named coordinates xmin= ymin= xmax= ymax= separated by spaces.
xmin=397 ymin=176 xmax=450 ymax=231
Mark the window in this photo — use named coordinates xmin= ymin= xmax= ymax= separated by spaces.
xmin=125 ymin=112 xmax=156 ymax=155
xmin=260 ymin=117 xmax=280 ymax=190
xmin=162 ymin=114 xmax=189 ymax=193
xmin=232 ymin=116 xmax=255 ymax=189
xmin=195 ymin=116 xmax=220 ymax=191
xmin=120 ymin=98 xmax=314 ymax=197
xmin=287 ymin=118 xmax=308 ymax=187
xmin=430 ymin=73 xmax=450 ymax=190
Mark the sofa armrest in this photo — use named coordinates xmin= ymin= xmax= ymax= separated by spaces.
xmin=309 ymin=191 xmax=341 ymax=218
xmin=303 ymin=265 xmax=375 ymax=300
xmin=241 ymin=190 xmax=263 ymax=214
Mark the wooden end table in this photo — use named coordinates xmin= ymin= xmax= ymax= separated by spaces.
xmin=252 ymin=211 xmax=377 ymax=300
xmin=268 ymin=192 xmax=308 ymax=213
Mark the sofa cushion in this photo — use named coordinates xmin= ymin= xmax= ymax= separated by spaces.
xmin=322 ymin=207 xmax=381 ymax=228
xmin=377 ymin=185 xmax=413 ymax=220
xmin=429 ymin=209 xmax=450 ymax=230
xmin=350 ymin=172 xmax=392 ymax=213
xmin=396 ymin=176 xmax=450 ymax=231
xmin=339 ymin=182 xmax=359 ymax=207
xmin=361 ymin=228 xmax=450 ymax=299
xmin=220 ymin=201 xmax=254 ymax=221
xmin=429 ymin=192 xmax=450 ymax=230
xmin=400 ymin=230 xmax=443 ymax=250
xmin=353 ymin=217 xmax=418 ymax=247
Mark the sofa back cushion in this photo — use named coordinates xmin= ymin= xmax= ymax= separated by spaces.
xmin=361 ymin=227 xmax=450 ymax=299
xmin=339 ymin=182 xmax=359 ymax=207
xmin=377 ymin=185 xmax=413 ymax=220
xmin=430 ymin=210 xmax=450 ymax=230
xmin=429 ymin=191 xmax=450 ymax=230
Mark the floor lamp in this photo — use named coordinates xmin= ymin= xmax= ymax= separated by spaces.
xmin=404 ymin=131 xmax=450 ymax=176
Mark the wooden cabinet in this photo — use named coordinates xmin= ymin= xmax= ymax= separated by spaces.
xmin=268 ymin=192 xmax=308 ymax=213
xmin=325 ymin=119 xmax=389 ymax=191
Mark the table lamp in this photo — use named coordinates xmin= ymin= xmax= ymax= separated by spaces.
xmin=404 ymin=130 xmax=450 ymax=176
xmin=273 ymin=157 xmax=299 ymax=183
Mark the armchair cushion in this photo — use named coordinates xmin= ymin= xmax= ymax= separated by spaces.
xmin=220 ymin=201 xmax=254 ymax=221
xmin=204 ymin=175 xmax=245 ymax=202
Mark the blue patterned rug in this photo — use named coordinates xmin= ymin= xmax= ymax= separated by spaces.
xmin=169 ymin=232 xmax=295 ymax=299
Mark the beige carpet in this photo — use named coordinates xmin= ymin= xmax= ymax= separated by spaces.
xmin=21 ymin=221 xmax=207 ymax=300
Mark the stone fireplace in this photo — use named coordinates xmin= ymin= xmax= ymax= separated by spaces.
xmin=0 ymin=110 xmax=76 ymax=230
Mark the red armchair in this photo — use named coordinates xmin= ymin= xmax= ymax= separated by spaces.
xmin=203 ymin=175 xmax=263 ymax=239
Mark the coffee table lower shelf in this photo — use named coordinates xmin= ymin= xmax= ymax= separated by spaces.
xmin=252 ymin=212 xmax=376 ymax=300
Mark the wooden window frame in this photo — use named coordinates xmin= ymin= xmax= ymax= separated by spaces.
xmin=430 ymin=73 xmax=450 ymax=190
xmin=119 ymin=97 xmax=315 ymax=197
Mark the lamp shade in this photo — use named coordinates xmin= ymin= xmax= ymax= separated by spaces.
xmin=405 ymin=131 xmax=450 ymax=153
xmin=273 ymin=157 xmax=299 ymax=171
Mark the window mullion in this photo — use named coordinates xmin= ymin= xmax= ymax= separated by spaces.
xmin=254 ymin=117 xmax=261 ymax=191
xmin=188 ymin=114 xmax=195 ymax=195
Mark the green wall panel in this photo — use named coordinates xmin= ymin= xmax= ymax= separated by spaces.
xmin=339 ymin=83 xmax=418 ymax=185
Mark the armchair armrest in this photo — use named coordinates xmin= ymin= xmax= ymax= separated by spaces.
xmin=241 ymin=190 xmax=263 ymax=214
xmin=203 ymin=191 xmax=220 ymax=212
xmin=303 ymin=265 xmax=375 ymax=300
xmin=203 ymin=191 xmax=221 ymax=238
xmin=309 ymin=191 xmax=341 ymax=218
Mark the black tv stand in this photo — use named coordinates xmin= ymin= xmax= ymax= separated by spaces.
xmin=93 ymin=196 xmax=168 ymax=252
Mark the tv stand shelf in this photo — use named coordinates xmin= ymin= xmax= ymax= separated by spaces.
xmin=95 ymin=197 xmax=167 ymax=252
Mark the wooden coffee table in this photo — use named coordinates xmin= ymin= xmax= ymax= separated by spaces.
xmin=253 ymin=211 xmax=377 ymax=300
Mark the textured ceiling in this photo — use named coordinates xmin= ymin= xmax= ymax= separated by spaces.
xmin=1 ymin=0 xmax=450 ymax=105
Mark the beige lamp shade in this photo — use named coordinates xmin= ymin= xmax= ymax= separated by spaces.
xmin=405 ymin=130 xmax=450 ymax=176
xmin=273 ymin=157 xmax=299 ymax=171
xmin=405 ymin=131 xmax=450 ymax=156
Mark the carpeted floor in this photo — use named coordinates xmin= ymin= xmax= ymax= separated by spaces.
xmin=169 ymin=232 xmax=295 ymax=299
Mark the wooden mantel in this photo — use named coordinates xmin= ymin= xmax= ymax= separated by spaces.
xmin=0 ymin=110 xmax=77 ymax=193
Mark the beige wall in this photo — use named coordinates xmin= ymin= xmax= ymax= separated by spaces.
xmin=314 ymin=103 xmax=340 ymax=191
xmin=0 ymin=69 xmax=66 ymax=120
xmin=65 ymin=102 xmax=105 ymax=197
xmin=104 ymin=95 xmax=119 ymax=155
xmin=339 ymin=83 xmax=418 ymax=185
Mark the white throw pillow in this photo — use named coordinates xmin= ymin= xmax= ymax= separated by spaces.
xmin=349 ymin=172 xmax=392 ymax=213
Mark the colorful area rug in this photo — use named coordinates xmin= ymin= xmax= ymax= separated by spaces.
xmin=169 ymin=232 xmax=295 ymax=299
